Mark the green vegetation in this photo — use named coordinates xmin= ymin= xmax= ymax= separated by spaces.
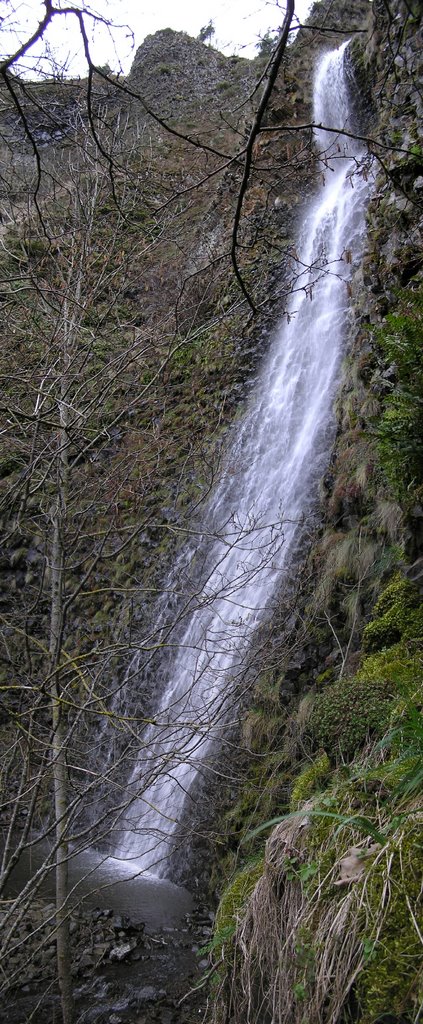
xmin=290 ymin=752 xmax=330 ymax=809
xmin=358 ymin=821 xmax=422 ymax=1023
xmin=362 ymin=572 xmax=421 ymax=652
xmin=310 ymin=676 xmax=395 ymax=759
xmin=309 ymin=572 xmax=423 ymax=761
xmin=211 ymin=565 xmax=423 ymax=1023
xmin=255 ymin=29 xmax=279 ymax=59
xmin=197 ymin=20 xmax=215 ymax=45
xmin=212 ymin=857 xmax=264 ymax=962
xmin=375 ymin=288 xmax=423 ymax=499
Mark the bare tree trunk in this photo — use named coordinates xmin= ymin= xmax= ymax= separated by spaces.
xmin=49 ymin=503 xmax=74 ymax=1024
xmin=48 ymin=289 xmax=76 ymax=1024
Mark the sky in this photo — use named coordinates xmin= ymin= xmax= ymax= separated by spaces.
xmin=1 ymin=0 xmax=314 ymax=77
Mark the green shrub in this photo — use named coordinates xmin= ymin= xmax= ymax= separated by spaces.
xmin=310 ymin=676 xmax=396 ymax=759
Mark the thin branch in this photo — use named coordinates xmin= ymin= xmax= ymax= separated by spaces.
xmin=230 ymin=0 xmax=295 ymax=313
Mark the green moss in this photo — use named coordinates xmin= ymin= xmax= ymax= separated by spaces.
xmin=375 ymin=287 xmax=423 ymax=497
xmin=362 ymin=604 xmax=403 ymax=653
xmin=305 ymin=811 xmax=423 ymax=1022
xmin=371 ymin=574 xmax=418 ymax=619
xmin=357 ymin=575 xmax=423 ymax=713
xmin=290 ymin=752 xmax=331 ymax=810
xmin=358 ymin=641 xmax=423 ymax=698
xmin=364 ymin=754 xmax=420 ymax=792
xmin=362 ymin=573 xmax=421 ymax=653
xmin=309 ymin=675 xmax=396 ymax=760
xmin=222 ymin=753 xmax=289 ymax=843
xmin=315 ymin=667 xmax=335 ymax=687
xmin=358 ymin=823 xmax=423 ymax=1023
xmin=213 ymin=857 xmax=264 ymax=959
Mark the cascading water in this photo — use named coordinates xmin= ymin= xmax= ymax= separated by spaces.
xmin=114 ymin=42 xmax=372 ymax=876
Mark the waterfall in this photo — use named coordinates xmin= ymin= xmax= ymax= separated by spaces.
xmin=113 ymin=42 xmax=371 ymax=877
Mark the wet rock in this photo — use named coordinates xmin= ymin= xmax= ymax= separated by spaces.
xmin=78 ymin=951 xmax=96 ymax=971
xmin=92 ymin=943 xmax=110 ymax=960
xmin=112 ymin=914 xmax=130 ymax=931
xmin=109 ymin=941 xmax=136 ymax=962
xmin=404 ymin=555 xmax=423 ymax=588
xmin=138 ymin=984 xmax=166 ymax=1002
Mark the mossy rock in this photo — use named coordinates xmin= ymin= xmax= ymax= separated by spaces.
xmin=364 ymin=754 xmax=420 ymax=793
xmin=358 ymin=641 xmax=423 ymax=699
xmin=290 ymin=752 xmax=331 ymax=810
xmin=213 ymin=857 xmax=264 ymax=960
xmin=362 ymin=574 xmax=421 ymax=654
xmin=218 ymin=750 xmax=291 ymax=861
xmin=316 ymin=666 xmax=336 ymax=687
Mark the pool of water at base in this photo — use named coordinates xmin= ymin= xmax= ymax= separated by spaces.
xmin=4 ymin=840 xmax=193 ymax=929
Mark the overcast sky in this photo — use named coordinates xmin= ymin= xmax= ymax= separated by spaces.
xmin=1 ymin=1 xmax=314 ymax=76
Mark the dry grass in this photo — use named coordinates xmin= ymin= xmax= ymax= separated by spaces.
xmin=213 ymin=794 xmax=423 ymax=1024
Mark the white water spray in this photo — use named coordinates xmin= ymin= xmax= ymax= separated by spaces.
xmin=114 ymin=43 xmax=371 ymax=876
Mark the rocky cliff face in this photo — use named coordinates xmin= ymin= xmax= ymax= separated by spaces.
xmin=128 ymin=28 xmax=257 ymax=124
